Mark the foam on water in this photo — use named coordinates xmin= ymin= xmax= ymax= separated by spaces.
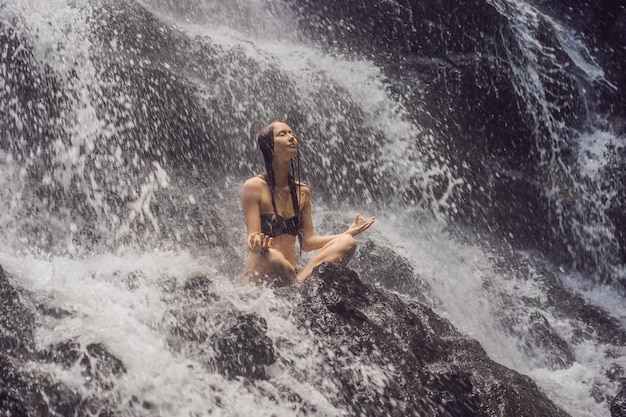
xmin=0 ymin=250 xmax=348 ymax=416
xmin=578 ymin=129 xmax=624 ymax=182
xmin=4 ymin=207 xmax=624 ymax=417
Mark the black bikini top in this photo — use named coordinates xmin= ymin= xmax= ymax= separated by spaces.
xmin=260 ymin=213 xmax=299 ymax=237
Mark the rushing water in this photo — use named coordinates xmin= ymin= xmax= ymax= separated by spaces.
xmin=1 ymin=0 xmax=625 ymax=416
xmin=488 ymin=0 xmax=625 ymax=286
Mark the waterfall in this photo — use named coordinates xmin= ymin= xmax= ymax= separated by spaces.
xmin=487 ymin=0 xmax=625 ymax=287
xmin=1 ymin=0 xmax=624 ymax=416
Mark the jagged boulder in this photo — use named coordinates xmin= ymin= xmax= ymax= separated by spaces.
xmin=353 ymin=239 xmax=431 ymax=300
xmin=38 ymin=341 xmax=127 ymax=390
xmin=0 ymin=265 xmax=126 ymax=417
xmin=292 ymin=262 xmax=570 ymax=417
xmin=0 ymin=265 xmax=35 ymax=359
xmin=212 ymin=312 xmax=276 ymax=380
xmin=166 ymin=274 xmax=276 ymax=380
xmin=523 ymin=311 xmax=576 ymax=370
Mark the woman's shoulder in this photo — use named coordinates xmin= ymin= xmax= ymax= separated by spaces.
xmin=242 ymin=175 xmax=266 ymax=193
xmin=244 ymin=175 xmax=266 ymax=186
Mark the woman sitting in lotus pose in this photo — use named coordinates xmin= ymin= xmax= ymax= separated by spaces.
xmin=241 ymin=119 xmax=375 ymax=286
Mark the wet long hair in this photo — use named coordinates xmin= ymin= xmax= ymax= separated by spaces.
xmin=257 ymin=119 xmax=302 ymax=235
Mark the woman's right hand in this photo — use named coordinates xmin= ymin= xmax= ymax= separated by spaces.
xmin=247 ymin=232 xmax=272 ymax=254
xmin=346 ymin=213 xmax=376 ymax=237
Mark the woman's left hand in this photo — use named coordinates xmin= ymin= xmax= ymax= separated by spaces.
xmin=346 ymin=213 xmax=375 ymax=237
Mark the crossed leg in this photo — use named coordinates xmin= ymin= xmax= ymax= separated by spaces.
xmin=245 ymin=233 xmax=357 ymax=286
xmin=296 ymin=233 xmax=356 ymax=281
xmin=245 ymin=248 xmax=297 ymax=287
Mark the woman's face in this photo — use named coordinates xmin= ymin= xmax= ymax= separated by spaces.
xmin=271 ymin=121 xmax=298 ymax=162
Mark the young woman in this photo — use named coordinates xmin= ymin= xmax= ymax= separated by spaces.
xmin=241 ymin=120 xmax=375 ymax=286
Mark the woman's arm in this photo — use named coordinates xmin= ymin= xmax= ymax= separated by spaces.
xmin=299 ymin=186 xmax=375 ymax=252
xmin=241 ymin=178 xmax=272 ymax=253
xmin=298 ymin=186 xmax=328 ymax=251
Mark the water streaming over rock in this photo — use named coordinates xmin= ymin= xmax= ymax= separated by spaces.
xmin=1 ymin=0 xmax=625 ymax=416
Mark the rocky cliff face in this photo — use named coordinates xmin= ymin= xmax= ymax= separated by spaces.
xmin=286 ymin=0 xmax=626 ymax=286
xmin=2 ymin=0 xmax=624 ymax=282
xmin=530 ymin=0 xmax=625 ymax=119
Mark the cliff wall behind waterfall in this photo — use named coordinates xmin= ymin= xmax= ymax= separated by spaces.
xmin=0 ymin=0 xmax=625 ymax=416
xmin=287 ymin=0 xmax=626 ymax=289
xmin=3 ymin=0 xmax=624 ymax=287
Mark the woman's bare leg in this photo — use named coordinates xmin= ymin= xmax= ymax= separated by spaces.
xmin=245 ymin=248 xmax=297 ymax=286
xmin=297 ymin=233 xmax=356 ymax=281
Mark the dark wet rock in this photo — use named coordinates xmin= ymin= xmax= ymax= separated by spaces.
xmin=607 ymin=364 xmax=625 ymax=382
xmin=0 ymin=356 xmax=46 ymax=417
xmin=294 ymin=262 xmax=570 ymax=417
xmin=478 ymin=174 xmax=569 ymax=263
xmin=0 ymin=265 xmax=35 ymax=359
xmin=38 ymin=340 xmax=127 ymax=388
xmin=0 ymin=264 xmax=126 ymax=417
xmin=0 ymin=354 xmax=83 ymax=417
xmin=38 ymin=339 xmax=83 ymax=369
xmin=36 ymin=303 xmax=73 ymax=319
xmin=167 ymin=306 xmax=211 ymax=344
xmin=9 ymin=340 xmax=125 ymax=417
xmin=212 ymin=313 xmax=276 ymax=380
xmin=80 ymin=343 xmax=127 ymax=390
xmin=183 ymin=274 xmax=219 ymax=303
xmin=353 ymin=239 xmax=431 ymax=301
xmin=167 ymin=275 xmax=276 ymax=380
xmin=288 ymin=0 xmax=567 ymax=224
xmin=530 ymin=1 xmax=626 ymax=118
xmin=544 ymin=275 xmax=626 ymax=347
xmin=613 ymin=385 xmax=626 ymax=417
xmin=167 ymin=275 xmax=217 ymax=343
xmin=486 ymin=245 xmax=626 ymax=349
xmin=0 ymin=21 xmax=68 ymax=163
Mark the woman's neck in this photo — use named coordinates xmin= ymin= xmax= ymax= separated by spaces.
xmin=273 ymin=160 xmax=290 ymax=188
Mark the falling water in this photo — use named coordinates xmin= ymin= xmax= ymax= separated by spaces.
xmin=1 ymin=0 xmax=624 ymax=416
xmin=487 ymin=0 xmax=625 ymax=286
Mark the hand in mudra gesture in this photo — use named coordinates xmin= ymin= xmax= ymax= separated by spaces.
xmin=346 ymin=214 xmax=376 ymax=237
xmin=247 ymin=232 xmax=272 ymax=254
